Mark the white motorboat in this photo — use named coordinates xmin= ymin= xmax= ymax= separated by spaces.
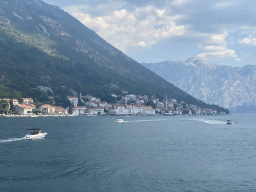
xmin=25 ymin=129 xmax=47 ymax=139
xmin=226 ymin=120 xmax=233 ymax=125
xmin=117 ymin=118 xmax=124 ymax=123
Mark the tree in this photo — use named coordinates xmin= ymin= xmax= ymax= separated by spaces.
xmin=10 ymin=100 xmax=14 ymax=110
xmin=78 ymin=98 xmax=83 ymax=106
xmin=62 ymin=97 xmax=72 ymax=109
xmin=145 ymin=99 xmax=156 ymax=108
xmin=47 ymin=90 xmax=53 ymax=96
xmin=32 ymin=109 xmax=40 ymax=115
xmin=68 ymin=106 xmax=72 ymax=114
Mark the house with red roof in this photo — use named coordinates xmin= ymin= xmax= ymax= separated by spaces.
xmin=39 ymin=104 xmax=56 ymax=115
xmin=15 ymin=104 xmax=33 ymax=115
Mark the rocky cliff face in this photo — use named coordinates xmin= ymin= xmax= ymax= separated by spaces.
xmin=142 ymin=58 xmax=256 ymax=111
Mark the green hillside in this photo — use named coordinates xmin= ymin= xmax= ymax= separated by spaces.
xmin=0 ymin=0 xmax=229 ymax=113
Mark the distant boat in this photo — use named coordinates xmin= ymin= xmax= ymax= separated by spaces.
xmin=117 ymin=118 xmax=124 ymax=123
xmin=25 ymin=129 xmax=47 ymax=139
xmin=226 ymin=120 xmax=233 ymax=125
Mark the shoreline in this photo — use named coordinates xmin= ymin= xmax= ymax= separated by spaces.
xmin=0 ymin=114 xmax=73 ymax=118
xmin=0 ymin=113 xmax=225 ymax=118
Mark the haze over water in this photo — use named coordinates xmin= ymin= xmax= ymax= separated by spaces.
xmin=0 ymin=114 xmax=256 ymax=191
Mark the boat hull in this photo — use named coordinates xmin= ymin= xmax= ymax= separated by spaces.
xmin=25 ymin=133 xmax=48 ymax=139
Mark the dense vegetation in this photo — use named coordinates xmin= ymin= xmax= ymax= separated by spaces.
xmin=0 ymin=99 xmax=18 ymax=114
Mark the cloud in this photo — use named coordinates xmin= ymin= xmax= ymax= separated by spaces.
xmin=172 ymin=0 xmax=190 ymax=6
xmin=65 ymin=1 xmax=128 ymax=17
xmin=203 ymin=45 xmax=226 ymax=51
xmin=197 ymin=32 xmax=239 ymax=60
xmin=67 ymin=5 xmax=186 ymax=52
xmin=214 ymin=1 xmax=236 ymax=8
xmin=197 ymin=48 xmax=237 ymax=59
xmin=209 ymin=32 xmax=228 ymax=45
xmin=240 ymin=35 xmax=256 ymax=46
xmin=61 ymin=0 xmax=256 ymax=65
xmin=138 ymin=41 xmax=146 ymax=46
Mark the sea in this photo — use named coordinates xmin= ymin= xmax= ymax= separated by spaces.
xmin=0 ymin=113 xmax=256 ymax=192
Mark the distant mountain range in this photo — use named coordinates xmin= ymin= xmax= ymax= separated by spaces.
xmin=142 ymin=58 xmax=256 ymax=113
xmin=0 ymin=0 xmax=228 ymax=113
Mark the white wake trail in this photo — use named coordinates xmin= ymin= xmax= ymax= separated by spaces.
xmin=187 ymin=118 xmax=227 ymax=125
xmin=1 ymin=133 xmax=47 ymax=143
xmin=0 ymin=137 xmax=26 ymax=143
xmin=116 ymin=119 xmax=169 ymax=123
xmin=135 ymin=119 xmax=168 ymax=122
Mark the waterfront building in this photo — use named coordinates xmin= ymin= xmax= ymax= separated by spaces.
xmin=67 ymin=96 xmax=78 ymax=107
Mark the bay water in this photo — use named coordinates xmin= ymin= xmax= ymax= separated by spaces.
xmin=0 ymin=114 xmax=256 ymax=191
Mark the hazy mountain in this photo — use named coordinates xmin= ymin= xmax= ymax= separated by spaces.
xmin=142 ymin=58 xmax=256 ymax=112
xmin=0 ymin=0 xmax=228 ymax=113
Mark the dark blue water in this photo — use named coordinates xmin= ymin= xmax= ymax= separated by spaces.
xmin=1 ymin=114 xmax=256 ymax=191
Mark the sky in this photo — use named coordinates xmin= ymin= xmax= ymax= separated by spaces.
xmin=42 ymin=0 xmax=256 ymax=67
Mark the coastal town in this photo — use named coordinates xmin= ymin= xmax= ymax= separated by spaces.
xmin=0 ymin=93 xmax=222 ymax=117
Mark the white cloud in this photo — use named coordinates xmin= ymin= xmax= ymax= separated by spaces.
xmin=203 ymin=45 xmax=226 ymax=51
xmin=138 ymin=41 xmax=146 ymax=47
xmin=198 ymin=32 xmax=239 ymax=60
xmin=240 ymin=35 xmax=256 ymax=46
xmin=172 ymin=0 xmax=190 ymax=6
xmin=214 ymin=1 xmax=235 ymax=8
xmin=113 ymin=9 xmax=127 ymax=19
xmin=155 ymin=9 xmax=166 ymax=17
xmin=209 ymin=32 xmax=228 ymax=45
xmin=62 ymin=0 xmax=256 ymax=66
xmin=67 ymin=5 xmax=186 ymax=52
xmin=198 ymin=49 xmax=237 ymax=58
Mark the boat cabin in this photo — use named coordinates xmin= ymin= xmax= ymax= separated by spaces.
xmin=27 ymin=129 xmax=41 ymax=135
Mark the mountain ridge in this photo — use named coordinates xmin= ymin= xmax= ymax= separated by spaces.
xmin=0 ymin=0 xmax=228 ymax=113
xmin=142 ymin=58 xmax=256 ymax=112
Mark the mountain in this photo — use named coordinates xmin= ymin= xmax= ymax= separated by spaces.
xmin=142 ymin=58 xmax=256 ymax=112
xmin=0 ymin=0 xmax=228 ymax=113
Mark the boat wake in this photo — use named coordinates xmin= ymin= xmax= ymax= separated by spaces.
xmin=0 ymin=137 xmax=26 ymax=143
xmin=188 ymin=118 xmax=227 ymax=125
xmin=1 ymin=133 xmax=47 ymax=143
xmin=115 ymin=120 xmax=129 ymax=123
xmin=116 ymin=119 xmax=168 ymax=123
xmin=135 ymin=119 xmax=168 ymax=122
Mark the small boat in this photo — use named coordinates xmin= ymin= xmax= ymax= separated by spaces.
xmin=117 ymin=118 xmax=124 ymax=123
xmin=226 ymin=120 xmax=233 ymax=125
xmin=25 ymin=129 xmax=47 ymax=139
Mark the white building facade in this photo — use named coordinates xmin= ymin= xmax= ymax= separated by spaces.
xmin=67 ymin=96 xmax=78 ymax=107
